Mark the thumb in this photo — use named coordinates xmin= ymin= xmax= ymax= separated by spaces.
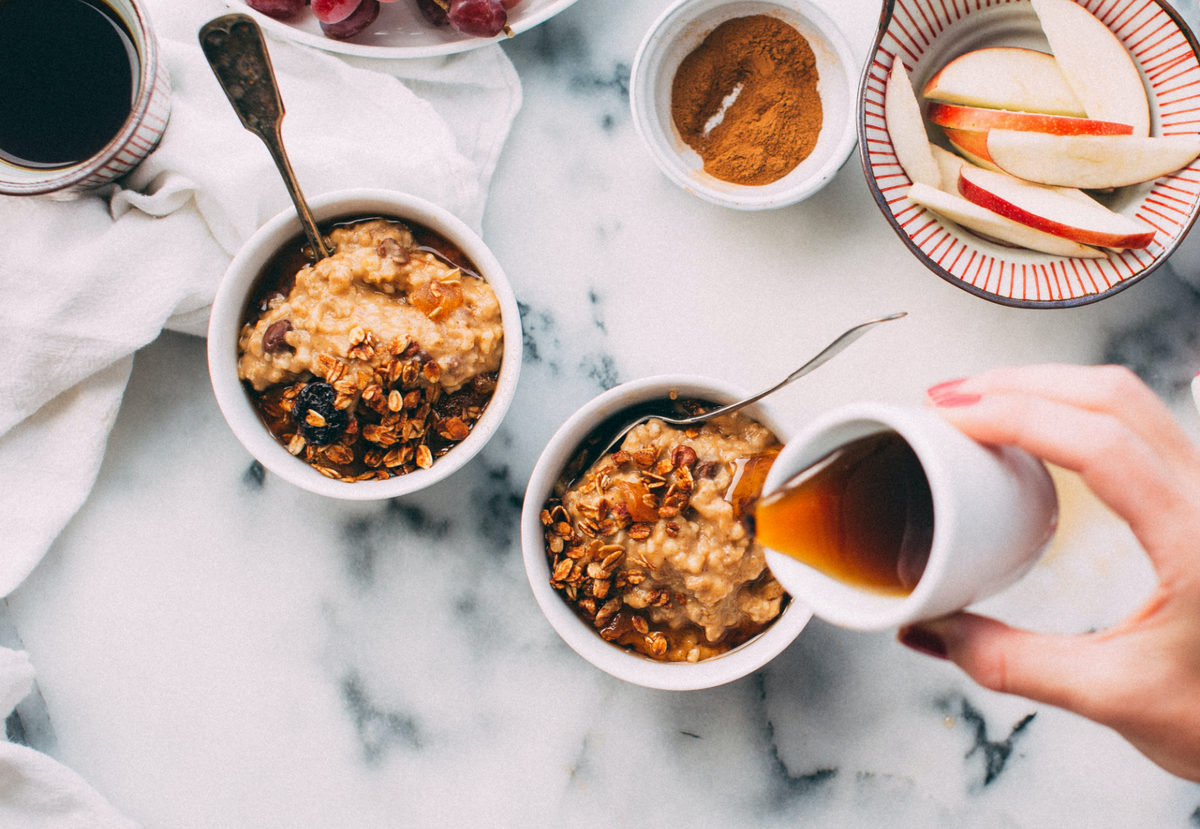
xmin=899 ymin=613 xmax=1112 ymax=717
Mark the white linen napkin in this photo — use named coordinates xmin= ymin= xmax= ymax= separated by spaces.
xmin=0 ymin=647 xmax=140 ymax=828
xmin=0 ymin=0 xmax=522 ymax=598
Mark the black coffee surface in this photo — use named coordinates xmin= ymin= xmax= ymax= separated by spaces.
xmin=0 ymin=0 xmax=137 ymax=168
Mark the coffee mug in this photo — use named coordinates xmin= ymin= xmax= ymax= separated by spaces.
xmin=760 ymin=402 xmax=1058 ymax=630
xmin=0 ymin=0 xmax=171 ymax=197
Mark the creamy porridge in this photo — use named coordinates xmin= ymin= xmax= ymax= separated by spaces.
xmin=541 ymin=404 xmax=788 ymax=662
xmin=237 ymin=218 xmax=503 ymax=482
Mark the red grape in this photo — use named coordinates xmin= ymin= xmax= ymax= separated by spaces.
xmin=313 ymin=0 xmax=362 ymax=24
xmin=246 ymin=0 xmax=306 ymax=18
xmin=320 ymin=0 xmax=379 ymax=37
xmin=447 ymin=0 xmax=506 ymax=38
xmin=415 ymin=0 xmax=449 ymax=26
xmin=500 ymin=0 xmax=520 ymax=8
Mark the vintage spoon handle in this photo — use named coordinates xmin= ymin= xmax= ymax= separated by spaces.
xmin=198 ymin=14 xmax=331 ymax=260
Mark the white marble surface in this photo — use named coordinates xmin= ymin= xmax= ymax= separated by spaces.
xmin=8 ymin=0 xmax=1200 ymax=825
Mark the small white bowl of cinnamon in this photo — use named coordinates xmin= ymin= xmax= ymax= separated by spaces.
xmin=630 ymin=0 xmax=858 ymax=210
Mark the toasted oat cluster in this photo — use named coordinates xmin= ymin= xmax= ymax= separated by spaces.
xmin=238 ymin=218 xmax=502 ymax=481
xmin=542 ymin=410 xmax=788 ymax=662
xmin=253 ymin=340 xmax=496 ymax=481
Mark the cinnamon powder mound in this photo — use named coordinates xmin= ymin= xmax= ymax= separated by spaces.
xmin=671 ymin=15 xmax=822 ymax=187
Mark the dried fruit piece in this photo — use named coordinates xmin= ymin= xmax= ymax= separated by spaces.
xmin=292 ymin=382 xmax=348 ymax=446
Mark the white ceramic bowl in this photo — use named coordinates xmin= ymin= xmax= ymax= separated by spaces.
xmin=208 ymin=189 xmax=522 ymax=500
xmin=232 ymin=0 xmax=582 ymax=59
xmin=860 ymin=0 xmax=1200 ymax=306
xmin=521 ymin=375 xmax=812 ymax=690
xmin=629 ymin=0 xmax=858 ymax=210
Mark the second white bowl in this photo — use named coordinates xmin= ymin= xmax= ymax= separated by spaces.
xmin=521 ymin=374 xmax=812 ymax=690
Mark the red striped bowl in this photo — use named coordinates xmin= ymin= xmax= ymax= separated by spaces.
xmin=859 ymin=0 xmax=1200 ymax=307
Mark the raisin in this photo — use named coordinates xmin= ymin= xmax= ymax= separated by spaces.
xmin=292 ymin=382 xmax=348 ymax=446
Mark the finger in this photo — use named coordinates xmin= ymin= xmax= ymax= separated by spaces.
xmin=930 ymin=392 xmax=1191 ymax=568
xmin=903 ymin=613 xmax=1200 ymax=782
xmin=930 ymin=364 xmax=1200 ymax=471
xmin=899 ymin=613 xmax=1116 ymax=720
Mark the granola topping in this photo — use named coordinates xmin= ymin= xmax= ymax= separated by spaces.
xmin=237 ymin=218 xmax=503 ymax=481
xmin=543 ymin=405 xmax=788 ymax=662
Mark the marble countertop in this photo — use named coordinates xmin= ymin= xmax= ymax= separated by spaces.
xmin=8 ymin=0 xmax=1200 ymax=825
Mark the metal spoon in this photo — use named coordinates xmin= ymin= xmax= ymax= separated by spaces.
xmin=556 ymin=312 xmax=907 ymax=490
xmin=199 ymin=14 xmax=331 ymax=261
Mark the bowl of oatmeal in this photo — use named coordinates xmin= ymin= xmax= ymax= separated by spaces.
xmin=208 ymin=189 xmax=522 ymax=499
xmin=521 ymin=375 xmax=812 ymax=690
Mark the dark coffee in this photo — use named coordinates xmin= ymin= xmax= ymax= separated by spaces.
xmin=754 ymin=430 xmax=935 ymax=596
xmin=0 ymin=0 xmax=137 ymax=168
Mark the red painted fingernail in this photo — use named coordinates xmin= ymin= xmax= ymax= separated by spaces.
xmin=931 ymin=392 xmax=981 ymax=408
xmin=898 ymin=625 xmax=948 ymax=659
xmin=927 ymin=378 xmax=967 ymax=397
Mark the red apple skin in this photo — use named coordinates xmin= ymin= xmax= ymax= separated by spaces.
xmin=958 ymin=169 xmax=1154 ymax=249
xmin=928 ymin=104 xmax=1133 ymax=137
xmin=943 ymin=128 xmax=995 ymax=163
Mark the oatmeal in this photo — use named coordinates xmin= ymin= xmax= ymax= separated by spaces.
xmin=237 ymin=218 xmax=504 ymax=482
xmin=541 ymin=405 xmax=788 ymax=662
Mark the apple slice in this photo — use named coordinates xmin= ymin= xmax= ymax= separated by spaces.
xmin=1030 ymin=0 xmax=1149 ymax=137
xmin=958 ymin=166 xmax=1155 ymax=248
xmin=942 ymin=128 xmax=1002 ymax=171
xmin=936 ymin=137 xmax=1100 ymax=206
xmin=908 ymin=182 xmax=1106 ymax=258
xmin=928 ymin=104 xmax=1132 ymax=137
xmin=886 ymin=60 xmax=940 ymax=188
xmin=922 ymin=47 xmax=1086 ymax=117
xmin=929 ymin=143 xmax=968 ymax=194
xmin=987 ymin=131 xmax=1200 ymax=189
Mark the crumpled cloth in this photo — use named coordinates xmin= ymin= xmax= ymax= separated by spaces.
xmin=0 ymin=0 xmax=522 ymax=598
xmin=0 ymin=648 xmax=140 ymax=828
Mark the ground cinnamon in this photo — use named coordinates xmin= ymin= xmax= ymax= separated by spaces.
xmin=671 ymin=15 xmax=822 ymax=187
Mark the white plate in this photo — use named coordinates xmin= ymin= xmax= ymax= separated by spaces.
xmin=230 ymin=0 xmax=581 ymax=59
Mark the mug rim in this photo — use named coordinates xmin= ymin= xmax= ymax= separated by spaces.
xmin=0 ymin=0 xmax=161 ymax=195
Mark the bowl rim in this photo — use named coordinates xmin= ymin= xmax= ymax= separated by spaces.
xmin=207 ymin=188 xmax=522 ymax=500
xmin=857 ymin=0 xmax=1200 ymax=308
xmin=520 ymin=373 xmax=812 ymax=691
xmin=629 ymin=0 xmax=860 ymax=211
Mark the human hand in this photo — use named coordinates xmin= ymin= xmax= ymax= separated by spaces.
xmin=898 ymin=364 xmax=1200 ymax=782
